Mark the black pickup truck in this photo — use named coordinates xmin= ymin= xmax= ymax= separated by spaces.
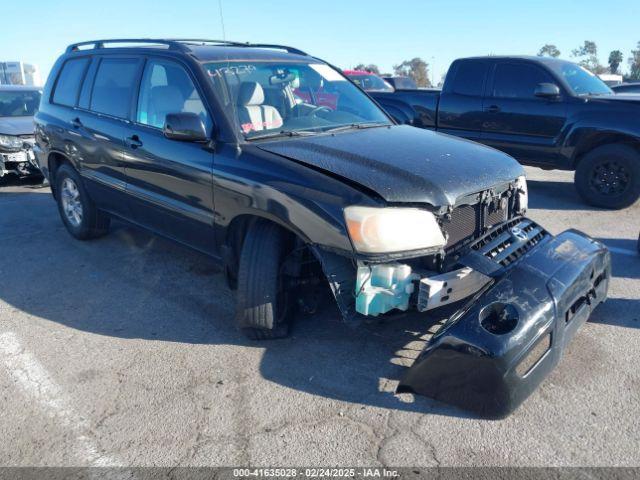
xmin=369 ymin=56 xmax=640 ymax=209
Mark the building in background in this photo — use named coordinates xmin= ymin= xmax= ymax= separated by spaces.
xmin=0 ymin=62 xmax=42 ymax=86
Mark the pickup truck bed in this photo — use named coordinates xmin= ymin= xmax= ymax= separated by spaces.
xmin=369 ymin=88 xmax=440 ymax=129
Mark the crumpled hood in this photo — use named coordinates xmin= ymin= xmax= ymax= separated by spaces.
xmin=0 ymin=116 xmax=34 ymax=136
xmin=257 ymin=125 xmax=524 ymax=206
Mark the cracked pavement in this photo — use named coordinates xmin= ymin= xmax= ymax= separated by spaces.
xmin=0 ymin=166 xmax=639 ymax=467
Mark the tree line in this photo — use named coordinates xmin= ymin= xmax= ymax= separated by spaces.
xmin=354 ymin=59 xmax=432 ymax=87
xmin=537 ymin=40 xmax=640 ymax=79
xmin=354 ymin=39 xmax=640 ymax=87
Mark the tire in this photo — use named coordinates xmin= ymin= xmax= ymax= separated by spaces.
xmin=55 ymin=164 xmax=110 ymax=240
xmin=575 ymin=144 xmax=640 ymax=209
xmin=235 ymin=220 xmax=292 ymax=340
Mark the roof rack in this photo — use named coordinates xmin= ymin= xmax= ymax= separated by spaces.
xmin=65 ymin=38 xmax=234 ymax=53
xmin=65 ymin=38 xmax=309 ymax=56
xmin=67 ymin=39 xmax=177 ymax=53
xmin=170 ymin=39 xmax=308 ymax=55
xmin=241 ymin=43 xmax=308 ymax=56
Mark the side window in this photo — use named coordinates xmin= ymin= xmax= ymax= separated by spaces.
xmin=492 ymin=64 xmax=553 ymax=99
xmin=136 ymin=59 xmax=211 ymax=131
xmin=450 ymin=62 xmax=487 ymax=96
xmin=52 ymin=58 xmax=89 ymax=107
xmin=90 ymin=58 xmax=139 ymax=118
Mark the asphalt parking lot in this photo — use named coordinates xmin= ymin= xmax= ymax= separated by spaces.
xmin=0 ymin=166 xmax=638 ymax=467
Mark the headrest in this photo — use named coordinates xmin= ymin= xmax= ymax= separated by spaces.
xmin=238 ymin=82 xmax=264 ymax=106
xmin=150 ymin=85 xmax=184 ymax=113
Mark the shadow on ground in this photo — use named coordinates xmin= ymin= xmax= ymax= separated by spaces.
xmin=589 ymin=298 xmax=640 ymax=329
xmin=0 ymin=174 xmax=47 ymax=189
xmin=527 ymin=179 xmax=604 ymax=212
xmin=0 ymin=188 xmax=474 ymax=419
xmin=2 ymin=186 xmax=638 ymax=421
xmin=586 ymin=237 xmax=640 ymax=329
xmin=597 ymin=237 xmax=640 ymax=279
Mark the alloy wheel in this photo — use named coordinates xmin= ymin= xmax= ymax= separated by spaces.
xmin=60 ymin=177 xmax=83 ymax=227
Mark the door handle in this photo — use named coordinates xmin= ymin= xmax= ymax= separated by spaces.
xmin=70 ymin=117 xmax=82 ymax=129
xmin=485 ymin=105 xmax=501 ymax=113
xmin=125 ymin=135 xmax=143 ymax=149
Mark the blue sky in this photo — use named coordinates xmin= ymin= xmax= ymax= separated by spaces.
xmin=2 ymin=0 xmax=639 ymax=83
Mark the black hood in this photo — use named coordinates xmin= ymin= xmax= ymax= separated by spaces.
xmin=0 ymin=116 xmax=34 ymax=136
xmin=257 ymin=125 xmax=524 ymax=206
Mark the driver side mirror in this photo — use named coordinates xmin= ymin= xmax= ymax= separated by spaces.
xmin=534 ymin=83 xmax=561 ymax=99
xmin=163 ymin=112 xmax=208 ymax=142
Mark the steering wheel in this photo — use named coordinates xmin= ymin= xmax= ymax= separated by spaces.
xmin=309 ymin=105 xmax=333 ymax=118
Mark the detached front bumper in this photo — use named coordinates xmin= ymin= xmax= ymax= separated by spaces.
xmin=397 ymin=223 xmax=610 ymax=418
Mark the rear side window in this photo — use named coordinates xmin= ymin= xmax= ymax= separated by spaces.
xmin=90 ymin=58 xmax=139 ymax=118
xmin=52 ymin=58 xmax=89 ymax=107
xmin=450 ymin=62 xmax=487 ymax=96
xmin=492 ymin=63 xmax=553 ymax=99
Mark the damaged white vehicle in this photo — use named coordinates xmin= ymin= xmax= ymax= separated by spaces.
xmin=0 ymin=85 xmax=41 ymax=180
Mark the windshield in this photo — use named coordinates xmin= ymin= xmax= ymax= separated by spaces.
xmin=0 ymin=90 xmax=41 ymax=117
xmin=347 ymin=74 xmax=394 ymax=92
xmin=204 ymin=62 xmax=391 ymax=140
xmin=549 ymin=63 xmax=612 ymax=96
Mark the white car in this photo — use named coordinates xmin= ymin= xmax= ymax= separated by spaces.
xmin=0 ymin=85 xmax=42 ymax=180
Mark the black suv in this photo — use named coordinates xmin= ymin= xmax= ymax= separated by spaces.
xmin=35 ymin=39 xmax=610 ymax=417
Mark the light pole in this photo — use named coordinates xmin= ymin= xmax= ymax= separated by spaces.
xmin=430 ymin=56 xmax=435 ymax=87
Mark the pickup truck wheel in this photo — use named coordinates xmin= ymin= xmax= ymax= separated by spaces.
xmin=55 ymin=164 xmax=110 ymax=240
xmin=575 ymin=144 xmax=640 ymax=209
xmin=235 ymin=220 xmax=292 ymax=340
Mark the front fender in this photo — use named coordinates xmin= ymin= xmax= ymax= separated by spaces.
xmin=212 ymin=144 xmax=378 ymax=255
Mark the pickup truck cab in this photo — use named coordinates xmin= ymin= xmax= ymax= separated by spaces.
xmin=34 ymin=40 xmax=610 ymax=417
xmin=369 ymin=56 xmax=640 ymax=209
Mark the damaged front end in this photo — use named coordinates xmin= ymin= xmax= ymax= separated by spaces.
xmin=397 ymin=219 xmax=610 ymax=418
xmin=317 ymin=208 xmax=610 ymax=418
xmin=0 ymin=135 xmax=39 ymax=179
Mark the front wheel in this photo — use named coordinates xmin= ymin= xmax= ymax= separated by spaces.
xmin=575 ymin=144 xmax=640 ymax=209
xmin=55 ymin=164 xmax=110 ymax=240
xmin=235 ymin=220 xmax=293 ymax=340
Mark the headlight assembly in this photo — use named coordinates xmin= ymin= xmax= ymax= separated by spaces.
xmin=0 ymin=134 xmax=24 ymax=150
xmin=344 ymin=206 xmax=446 ymax=254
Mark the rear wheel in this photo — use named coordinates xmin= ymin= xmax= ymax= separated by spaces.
xmin=55 ymin=164 xmax=110 ymax=240
xmin=235 ymin=220 xmax=293 ymax=340
xmin=575 ymin=144 xmax=640 ymax=209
